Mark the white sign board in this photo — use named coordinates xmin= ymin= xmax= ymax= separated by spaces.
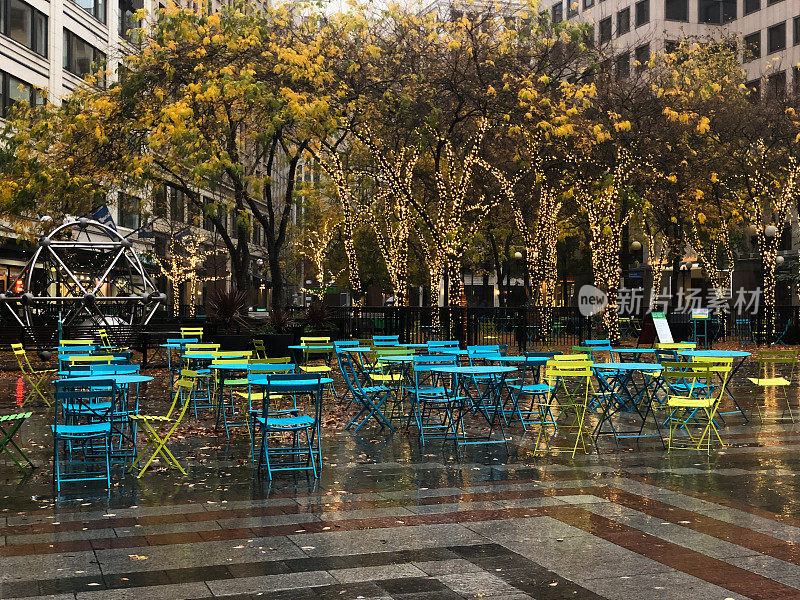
xmin=651 ymin=311 xmax=674 ymax=343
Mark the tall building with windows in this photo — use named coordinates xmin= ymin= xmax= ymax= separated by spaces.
xmin=0 ymin=0 xmax=282 ymax=312
xmin=557 ymin=0 xmax=800 ymax=96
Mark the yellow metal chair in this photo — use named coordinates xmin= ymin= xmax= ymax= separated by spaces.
xmin=11 ymin=343 xmax=55 ymax=407
xmin=181 ymin=327 xmax=204 ymax=341
xmin=68 ymin=355 xmax=115 ymax=366
xmin=59 ymin=339 xmax=94 ymax=346
xmin=665 ymin=360 xmax=732 ymax=453
xmin=130 ymin=371 xmax=196 ymax=477
xmin=253 ymin=339 xmax=267 ymax=359
xmin=537 ymin=355 xmax=594 ymax=458
xmin=748 ymin=349 xmax=798 ymax=422
xmin=298 ymin=338 xmax=335 ymax=394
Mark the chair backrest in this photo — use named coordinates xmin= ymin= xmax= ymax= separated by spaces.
xmin=545 ymin=357 xmax=593 ymax=381
xmin=655 ymin=342 xmax=696 ymax=351
xmin=373 ymin=335 xmax=400 ymax=346
xmin=301 ymin=336 xmax=331 ymax=345
xmin=334 ymin=340 xmax=359 ymax=349
xmin=427 ymin=340 xmax=459 ymax=348
xmin=467 ymin=345 xmax=502 ymax=365
xmin=211 ymin=358 xmax=246 ymax=366
xmin=374 ymin=347 xmax=413 ymax=357
xmin=355 ymin=338 xmax=373 ymax=348
xmin=571 ymin=346 xmax=595 ymax=361
xmin=11 ymin=343 xmax=34 ymax=373
xmin=98 ymin=329 xmax=112 ymax=346
xmin=68 ymin=355 xmax=114 ymax=365
xmin=57 ymin=345 xmax=96 ymax=354
xmin=167 ymin=374 xmax=197 ymax=421
xmin=168 ymin=337 xmax=197 ymax=345
xmin=67 ymin=364 xmax=140 ymax=376
xmin=412 ymin=354 xmax=457 ymax=392
xmin=663 ymin=363 xmax=715 ymax=397
xmin=215 ymin=350 xmax=252 ymax=358
xmin=585 ymin=339 xmax=612 ymax=349
xmin=59 ymin=339 xmax=94 ymax=346
xmin=181 ymin=327 xmax=204 ymax=340
xmin=255 ymin=373 xmax=323 ymax=423
xmin=251 ymin=357 xmax=291 ymax=364
xmin=185 ymin=343 xmax=221 ymax=352
xmin=252 ymin=338 xmax=267 ymax=359
xmin=55 ymin=378 xmax=118 ymax=421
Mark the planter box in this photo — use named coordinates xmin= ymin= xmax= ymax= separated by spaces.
xmin=255 ymin=333 xmax=295 ymax=358
xmin=211 ymin=334 xmax=250 ymax=351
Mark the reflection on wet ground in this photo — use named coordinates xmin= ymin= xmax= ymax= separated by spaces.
xmin=3 ymin=355 xmax=800 ymax=599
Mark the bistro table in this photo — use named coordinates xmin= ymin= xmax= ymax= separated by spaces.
xmin=591 ymin=363 xmax=664 ymax=450
xmin=491 ymin=356 xmax=550 ymax=425
xmin=209 ymin=362 xmax=296 ymax=436
xmin=431 ymin=365 xmax=516 ymax=452
xmin=58 ymin=373 xmax=154 ymax=461
xmin=678 ymin=350 xmax=751 ymax=422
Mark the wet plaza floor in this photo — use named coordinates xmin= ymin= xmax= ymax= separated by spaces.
xmin=4 ymin=359 xmax=800 ymax=599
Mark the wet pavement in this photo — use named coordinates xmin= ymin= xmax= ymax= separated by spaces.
xmin=3 ymin=353 xmax=800 ymax=599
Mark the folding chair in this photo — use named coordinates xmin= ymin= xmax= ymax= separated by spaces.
xmin=371 ymin=347 xmax=414 ymax=419
xmin=340 ymin=352 xmax=394 ymax=432
xmin=748 ymin=349 xmax=798 ymax=422
xmin=506 ymin=353 xmax=559 ymax=431
xmin=181 ymin=327 xmax=204 ymax=341
xmin=299 ymin=338 xmax=337 ymax=398
xmin=59 ymin=339 xmax=94 ymax=346
xmin=184 ymin=343 xmax=220 ymax=417
xmin=130 ymin=372 xmax=196 ymax=477
xmin=373 ymin=335 xmax=400 ymax=347
xmin=536 ymin=356 xmax=594 ymax=458
xmin=252 ymin=338 xmax=267 ymax=359
xmin=427 ymin=340 xmax=459 ymax=354
xmin=0 ymin=412 xmax=34 ymax=474
xmin=52 ymin=379 xmax=116 ymax=492
xmin=251 ymin=373 xmax=323 ymax=480
xmin=409 ymin=354 xmax=458 ymax=446
xmin=11 ymin=343 xmax=56 ymax=407
xmin=665 ymin=362 xmax=731 ymax=453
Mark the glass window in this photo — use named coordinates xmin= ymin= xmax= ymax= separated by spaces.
xmin=744 ymin=0 xmax=759 ymax=14
xmin=7 ymin=0 xmax=31 ymax=48
xmin=118 ymin=193 xmax=140 ymax=230
xmin=567 ymin=0 xmax=577 ymax=18
xmin=635 ymin=0 xmax=649 ymax=26
xmin=767 ymin=0 xmax=783 ymax=5
xmin=63 ymin=30 xmax=106 ymax=84
xmin=0 ymin=71 xmax=37 ymax=117
xmin=2 ymin=0 xmax=46 ymax=56
xmin=795 ymin=16 xmax=800 ymax=46
xmin=615 ymin=52 xmax=630 ymax=79
xmin=617 ymin=7 xmax=630 ymax=36
xmin=551 ymin=2 xmax=562 ymax=23
xmin=744 ymin=31 xmax=761 ymax=62
xmin=170 ymin=187 xmax=184 ymax=222
xmin=152 ymin=185 xmax=167 ymax=218
xmin=634 ymin=43 xmax=650 ymax=71
xmin=599 ymin=16 xmax=611 ymax=42
xmin=583 ymin=0 xmax=593 ymax=8
xmin=119 ymin=0 xmax=143 ymax=41
xmin=794 ymin=67 xmax=800 ymax=97
xmin=767 ymin=70 xmax=786 ymax=98
xmin=665 ymin=0 xmax=688 ymax=21
xmin=699 ymin=0 xmax=735 ymax=24
xmin=768 ymin=22 xmax=786 ymax=54
xmin=73 ymin=0 xmax=105 ymax=23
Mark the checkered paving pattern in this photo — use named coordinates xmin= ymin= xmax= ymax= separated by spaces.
xmin=4 ymin=368 xmax=800 ymax=599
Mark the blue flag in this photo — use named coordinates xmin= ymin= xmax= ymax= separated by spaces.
xmin=138 ymin=219 xmax=154 ymax=238
xmin=92 ymin=205 xmax=117 ymax=231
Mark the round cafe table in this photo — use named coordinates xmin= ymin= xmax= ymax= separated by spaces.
xmin=591 ymin=363 xmax=664 ymax=450
xmin=430 ymin=365 xmax=516 ymax=451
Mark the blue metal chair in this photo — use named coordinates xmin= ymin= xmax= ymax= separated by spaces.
xmin=427 ymin=340 xmax=460 ymax=354
xmin=251 ymin=373 xmax=323 ymax=480
xmin=506 ymin=352 xmax=560 ymax=430
xmin=339 ymin=352 xmax=394 ymax=432
xmin=409 ymin=354 xmax=458 ymax=447
xmin=373 ymin=335 xmax=400 ymax=347
xmin=52 ymin=379 xmax=116 ymax=493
